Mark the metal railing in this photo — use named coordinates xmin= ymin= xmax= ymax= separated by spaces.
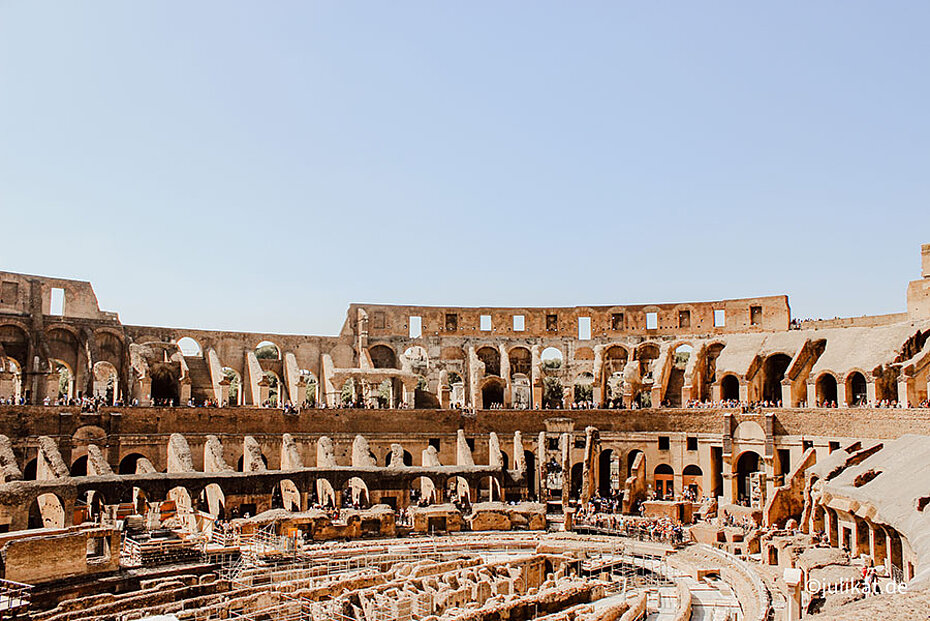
xmin=0 ymin=579 xmax=32 ymax=618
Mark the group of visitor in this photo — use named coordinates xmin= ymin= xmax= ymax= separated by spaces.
xmin=575 ymin=510 xmax=686 ymax=546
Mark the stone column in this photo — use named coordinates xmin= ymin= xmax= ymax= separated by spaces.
xmin=781 ymin=379 xmax=792 ymax=407
xmin=580 ymin=427 xmax=599 ymax=506
xmin=836 ymin=380 xmax=847 ymax=407
xmin=866 ymin=381 xmax=877 ymax=406
xmin=531 ymin=346 xmax=542 ymax=409
xmin=560 ymin=432 xmax=572 ymax=508
xmin=537 ymin=431 xmax=546 ymax=503
xmin=897 ymin=376 xmax=911 ymax=408
xmin=738 ymin=379 xmax=749 ymax=403
xmin=807 ymin=381 xmax=817 ymax=407
xmin=499 ymin=344 xmax=511 ymax=407
xmin=467 ymin=346 xmax=480 ymax=408
xmin=783 ymin=568 xmax=803 ymax=621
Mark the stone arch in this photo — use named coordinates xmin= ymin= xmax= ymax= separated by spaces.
xmin=403 ymin=345 xmax=429 ymax=374
xmin=50 ymin=358 xmax=75 ymax=401
xmin=446 ymin=476 xmax=470 ymax=504
xmin=264 ymin=370 xmax=282 ymax=407
xmin=816 ymin=372 xmax=838 ymax=406
xmin=541 ymin=347 xmax=563 ymax=370
xmin=223 ymin=367 xmax=243 ymax=405
xmin=346 ymin=477 xmax=370 ymax=507
xmin=761 ymin=353 xmax=792 ymax=403
xmin=410 ymin=476 xmax=437 ymax=505
xmin=627 ymin=449 xmax=644 ymax=479
xmin=0 ymin=324 xmax=30 ymax=379
xmin=150 ymin=364 xmax=180 ymax=405
xmin=846 ymin=371 xmax=868 ymax=406
xmin=573 ymin=372 xmax=595 ymax=403
xmin=720 ymin=374 xmax=740 ymax=401
xmin=237 ymin=452 xmax=268 ymax=472
xmin=574 ymin=347 xmax=595 ymax=361
xmin=316 ymin=478 xmax=336 ymax=508
xmin=654 ymin=463 xmax=675 ymax=500
xmin=682 ymin=464 xmax=703 ymax=497
xmin=70 ymin=454 xmax=89 ymax=477
xmin=23 ymin=457 xmax=37 ymax=480
xmin=255 ymin=340 xmax=280 ymax=360
xmin=508 ymin=346 xmax=532 ymax=377
xmin=481 ymin=377 xmax=505 ymax=409
xmin=478 ymin=475 xmax=500 ymax=502
xmin=94 ymin=329 xmax=124 ymax=366
xmin=75 ymin=489 xmax=107 ymax=524
xmin=46 ymin=327 xmax=81 ymax=374
xmin=93 ymin=360 xmax=120 ymax=404
xmin=28 ymin=492 xmax=65 ymax=529
xmin=542 ymin=377 xmax=563 ymax=409
xmin=119 ymin=453 xmax=150 ymax=474
xmin=598 ymin=449 xmax=619 ymax=497
xmin=176 ymin=336 xmax=203 ymax=357
xmin=279 ymin=479 xmax=301 ymax=511
xmin=476 ymin=346 xmax=501 ymax=377
xmin=735 ymin=450 xmax=763 ymax=504
xmin=511 ymin=373 xmax=531 ymax=409
xmin=369 ymin=344 xmax=398 ymax=369
xmin=570 ymin=463 xmax=584 ymax=499
xmin=201 ymin=483 xmax=225 ymax=518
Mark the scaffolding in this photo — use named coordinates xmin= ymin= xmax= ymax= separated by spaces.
xmin=0 ymin=579 xmax=32 ymax=619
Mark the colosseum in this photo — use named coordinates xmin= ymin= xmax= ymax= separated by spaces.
xmin=0 ymin=244 xmax=928 ymax=620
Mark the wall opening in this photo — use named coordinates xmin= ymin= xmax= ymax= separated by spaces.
xmin=49 ymin=288 xmax=64 ymax=316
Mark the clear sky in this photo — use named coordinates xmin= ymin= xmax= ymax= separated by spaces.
xmin=1 ymin=2 xmax=928 ymax=336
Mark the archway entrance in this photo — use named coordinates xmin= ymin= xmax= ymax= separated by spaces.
xmin=720 ymin=375 xmax=740 ymax=401
xmin=481 ymin=380 xmax=504 ymax=409
xmin=847 ymin=372 xmax=868 ymax=406
xmin=654 ymin=464 xmax=674 ymax=500
xmin=736 ymin=451 xmax=762 ymax=505
xmin=816 ymin=374 xmax=838 ymax=406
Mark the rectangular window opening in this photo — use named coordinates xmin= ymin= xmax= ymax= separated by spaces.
xmin=679 ymin=310 xmax=691 ymax=329
xmin=687 ymin=436 xmax=698 ymax=451
xmin=646 ymin=312 xmax=658 ymax=330
xmin=714 ymin=309 xmax=726 ymax=327
xmin=658 ymin=436 xmax=670 ymax=451
xmin=445 ymin=313 xmax=458 ymax=332
xmin=578 ymin=316 xmax=591 ymax=340
xmin=513 ymin=315 xmax=525 ymax=332
xmin=750 ymin=305 xmax=763 ymax=326
xmin=611 ymin=313 xmax=624 ymax=331
xmin=480 ymin=315 xmax=492 ymax=331
xmin=546 ymin=314 xmax=558 ymax=332
xmin=466 ymin=438 xmax=476 ymax=451
xmin=409 ymin=316 xmax=422 ymax=338
xmin=50 ymin=287 xmax=64 ymax=316
xmin=429 ymin=438 xmax=441 ymax=451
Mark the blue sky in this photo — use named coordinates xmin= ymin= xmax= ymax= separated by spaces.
xmin=1 ymin=2 xmax=928 ymax=335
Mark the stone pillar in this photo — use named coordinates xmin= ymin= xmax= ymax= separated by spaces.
xmin=219 ymin=378 xmax=230 ymax=406
xmin=780 ymin=379 xmax=792 ymax=407
xmin=499 ymin=344 xmax=511 ymax=407
xmin=0 ymin=371 xmax=12 ymax=400
xmin=783 ymin=568 xmax=803 ymax=621
xmin=295 ymin=377 xmax=307 ymax=405
xmin=560 ymin=432 xmax=572 ymax=508
xmin=537 ymin=431 xmax=546 ymax=503
xmin=807 ymin=381 xmax=817 ymax=407
xmin=897 ymin=376 xmax=911 ymax=408
xmin=580 ymin=427 xmax=599 ymax=506
xmin=866 ymin=381 xmax=877 ymax=406
xmin=650 ymin=385 xmax=662 ymax=408
xmin=179 ymin=379 xmax=192 ymax=405
xmin=711 ymin=382 xmax=721 ymax=403
xmin=738 ymin=379 xmax=749 ymax=403
xmin=531 ymin=346 xmax=542 ymax=409
xmin=836 ymin=380 xmax=847 ymax=407
xmin=467 ymin=346 xmax=480 ymax=408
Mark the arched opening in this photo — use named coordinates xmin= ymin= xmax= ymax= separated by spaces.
xmin=340 ymin=378 xmax=357 ymax=406
xmin=119 ymin=453 xmax=148 ymax=475
xmin=70 ymin=455 xmax=88 ymax=477
xmin=762 ymin=354 xmax=792 ymax=403
xmin=165 ymin=486 xmax=194 ymax=526
xmin=150 ymin=365 xmax=180 ymax=406
xmin=201 ymin=483 xmax=225 ymax=519
xmin=264 ymin=371 xmax=281 ymax=407
xmin=508 ymin=347 xmax=532 ymax=377
xmin=627 ymin=449 xmax=643 ymax=479
xmin=223 ymin=367 xmax=242 ymax=406
xmin=236 ymin=452 xmax=268 ymax=472
xmin=573 ymin=372 xmax=594 ymax=404
xmin=28 ymin=493 xmax=65 ymax=529
xmin=481 ymin=379 xmax=505 ymax=409
xmin=50 ymin=360 xmax=74 ymax=402
xmin=23 ymin=458 xmax=37 ymax=480
xmin=816 ymin=373 xmax=838 ymax=406
xmin=701 ymin=343 xmax=726 ymax=401
xmin=368 ymin=345 xmax=398 ymax=369
xmin=384 ymin=449 xmax=414 ymax=467
xmin=570 ymin=463 xmax=583 ymax=499
xmin=176 ymin=337 xmax=203 ymax=357
xmin=280 ymin=479 xmax=300 ymax=512
xmin=635 ymin=344 xmax=660 ymax=382
xmin=447 ymin=476 xmax=470 ymax=505
xmin=542 ymin=377 xmax=563 ymax=409
xmin=654 ymin=464 xmax=674 ymax=500
xmin=682 ymin=464 xmax=703 ymax=499
xmin=736 ymin=451 xmax=762 ymax=505
xmin=403 ymin=346 xmax=429 ymax=374
xmin=478 ymin=476 xmax=500 ymax=503
xmin=75 ymin=490 xmax=106 ymax=525
xmin=410 ymin=476 xmax=437 ymax=506
xmin=720 ymin=374 xmax=740 ymax=401
xmin=345 ymin=477 xmax=370 ymax=508
xmin=603 ymin=346 xmax=629 ymax=404
xmin=846 ymin=372 xmax=868 ymax=406
xmin=300 ymin=370 xmax=318 ymax=407
xmin=2 ymin=358 xmax=23 ymax=403
xmin=316 ymin=479 xmax=336 ymax=508
xmin=598 ymin=449 xmax=619 ymax=497
xmin=665 ymin=344 xmax=692 ymax=407
xmin=93 ymin=361 xmax=119 ymax=405
xmin=255 ymin=341 xmax=280 ymax=360
xmin=476 ymin=347 xmax=501 ymax=377
xmin=541 ymin=347 xmax=563 ymax=371
xmin=524 ymin=450 xmax=536 ymax=498
xmin=414 ymin=375 xmax=439 ymax=408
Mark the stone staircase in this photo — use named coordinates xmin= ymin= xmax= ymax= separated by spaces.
xmin=184 ymin=355 xmax=215 ymax=403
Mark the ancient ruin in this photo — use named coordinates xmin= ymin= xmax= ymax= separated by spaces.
xmin=0 ymin=244 xmax=929 ymax=619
